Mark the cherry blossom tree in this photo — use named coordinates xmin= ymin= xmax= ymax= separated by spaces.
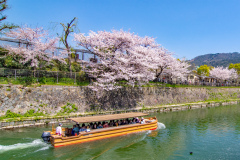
xmin=74 ymin=29 xmax=189 ymax=92
xmin=153 ymin=50 xmax=174 ymax=80
xmin=210 ymin=66 xmax=238 ymax=81
xmin=4 ymin=26 xmax=66 ymax=68
xmin=165 ymin=58 xmax=190 ymax=81
xmin=74 ymin=30 xmax=164 ymax=91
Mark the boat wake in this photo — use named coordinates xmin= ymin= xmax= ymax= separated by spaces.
xmin=0 ymin=139 xmax=49 ymax=153
xmin=157 ymin=122 xmax=166 ymax=129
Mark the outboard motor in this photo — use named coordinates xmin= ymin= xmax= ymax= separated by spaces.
xmin=41 ymin=131 xmax=51 ymax=143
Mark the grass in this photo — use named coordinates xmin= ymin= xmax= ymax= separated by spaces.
xmin=0 ymin=109 xmax=45 ymax=121
xmin=0 ymin=76 xmax=239 ymax=88
xmin=151 ymin=98 xmax=240 ymax=108
xmin=0 ymin=77 xmax=90 ymax=86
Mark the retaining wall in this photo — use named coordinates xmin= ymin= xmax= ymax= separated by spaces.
xmin=1 ymin=85 xmax=240 ymax=116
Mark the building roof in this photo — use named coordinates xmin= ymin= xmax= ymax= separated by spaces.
xmin=67 ymin=112 xmax=148 ymax=123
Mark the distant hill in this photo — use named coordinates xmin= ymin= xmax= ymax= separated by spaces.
xmin=189 ymin=52 xmax=240 ymax=67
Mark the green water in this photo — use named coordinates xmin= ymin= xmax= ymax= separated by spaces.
xmin=1 ymin=104 xmax=240 ymax=160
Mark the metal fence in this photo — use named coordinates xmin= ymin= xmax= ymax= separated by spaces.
xmin=0 ymin=68 xmax=89 ymax=84
xmin=0 ymin=67 xmax=240 ymax=87
xmin=157 ymin=79 xmax=240 ymax=87
xmin=0 ymin=67 xmax=239 ymax=87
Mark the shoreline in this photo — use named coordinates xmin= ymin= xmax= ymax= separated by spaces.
xmin=1 ymin=99 xmax=239 ymax=130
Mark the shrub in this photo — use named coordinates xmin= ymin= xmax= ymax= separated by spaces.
xmin=23 ymin=109 xmax=45 ymax=117
xmin=38 ymin=77 xmax=46 ymax=84
xmin=59 ymin=102 xmax=78 ymax=114
xmin=17 ymin=77 xmax=37 ymax=86
xmin=5 ymin=110 xmax=22 ymax=118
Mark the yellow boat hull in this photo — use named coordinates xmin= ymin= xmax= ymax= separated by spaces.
xmin=50 ymin=118 xmax=158 ymax=148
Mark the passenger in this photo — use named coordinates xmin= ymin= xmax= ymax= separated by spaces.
xmin=122 ymin=119 xmax=127 ymax=125
xmin=86 ymin=126 xmax=91 ymax=132
xmin=72 ymin=125 xmax=76 ymax=135
xmin=129 ymin=120 xmax=133 ymax=124
xmin=103 ymin=122 xmax=109 ymax=128
xmin=82 ymin=123 xmax=86 ymax=128
xmin=117 ymin=120 xmax=121 ymax=126
xmin=120 ymin=120 xmax=123 ymax=125
xmin=73 ymin=124 xmax=79 ymax=135
xmin=136 ymin=117 xmax=140 ymax=123
xmin=97 ymin=123 xmax=103 ymax=129
xmin=109 ymin=120 xmax=114 ymax=127
xmin=93 ymin=123 xmax=97 ymax=129
xmin=114 ymin=121 xmax=118 ymax=126
xmin=80 ymin=126 xmax=87 ymax=132
xmin=89 ymin=122 xmax=94 ymax=129
xmin=132 ymin=119 xmax=136 ymax=124
xmin=56 ymin=123 xmax=62 ymax=136
xmin=76 ymin=124 xmax=80 ymax=132
xmin=98 ymin=122 xmax=101 ymax=126
xmin=141 ymin=117 xmax=145 ymax=124
xmin=102 ymin=121 xmax=106 ymax=126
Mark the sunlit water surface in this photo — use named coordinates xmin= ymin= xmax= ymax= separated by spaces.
xmin=1 ymin=104 xmax=240 ymax=160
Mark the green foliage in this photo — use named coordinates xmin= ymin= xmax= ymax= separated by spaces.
xmin=0 ymin=109 xmax=45 ymax=120
xmin=0 ymin=48 xmax=28 ymax=69
xmin=0 ymin=76 xmax=89 ymax=86
xmin=197 ymin=65 xmax=213 ymax=77
xmin=229 ymin=63 xmax=240 ymax=74
xmin=71 ymin=62 xmax=82 ymax=72
xmin=59 ymin=77 xmax=74 ymax=84
xmin=6 ymin=88 xmax=10 ymax=91
xmin=23 ymin=109 xmax=45 ymax=117
xmin=18 ymin=77 xmax=38 ymax=86
xmin=5 ymin=110 xmax=22 ymax=118
xmin=38 ymin=77 xmax=46 ymax=84
xmin=0 ymin=0 xmax=18 ymax=32
xmin=58 ymin=102 xmax=78 ymax=114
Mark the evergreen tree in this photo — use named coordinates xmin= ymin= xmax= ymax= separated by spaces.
xmin=0 ymin=0 xmax=17 ymax=32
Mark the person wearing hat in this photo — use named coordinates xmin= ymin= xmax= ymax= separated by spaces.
xmin=56 ymin=123 xmax=62 ymax=136
xmin=141 ymin=117 xmax=145 ymax=124
xmin=136 ymin=117 xmax=140 ymax=123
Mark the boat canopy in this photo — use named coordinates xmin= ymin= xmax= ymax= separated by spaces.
xmin=67 ymin=112 xmax=148 ymax=123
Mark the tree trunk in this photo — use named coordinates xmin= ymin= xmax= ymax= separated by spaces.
xmin=68 ymin=53 xmax=72 ymax=74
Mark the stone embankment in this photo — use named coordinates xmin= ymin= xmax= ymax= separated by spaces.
xmin=1 ymin=84 xmax=240 ymax=129
xmin=0 ymin=100 xmax=239 ymax=129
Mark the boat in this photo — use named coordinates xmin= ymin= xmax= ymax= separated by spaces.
xmin=41 ymin=112 xmax=158 ymax=147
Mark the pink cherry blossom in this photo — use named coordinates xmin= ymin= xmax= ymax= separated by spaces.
xmin=210 ymin=66 xmax=238 ymax=81
xmin=74 ymin=29 xmax=189 ymax=93
xmin=4 ymin=26 xmax=66 ymax=68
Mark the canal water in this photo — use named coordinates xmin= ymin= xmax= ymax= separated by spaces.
xmin=1 ymin=104 xmax=240 ymax=160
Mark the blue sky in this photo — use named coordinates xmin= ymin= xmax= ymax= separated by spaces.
xmin=3 ymin=0 xmax=240 ymax=59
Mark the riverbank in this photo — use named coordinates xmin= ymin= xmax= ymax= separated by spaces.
xmin=1 ymin=99 xmax=239 ymax=129
xmin=1 ymin=84 xmax=240 ymax=115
